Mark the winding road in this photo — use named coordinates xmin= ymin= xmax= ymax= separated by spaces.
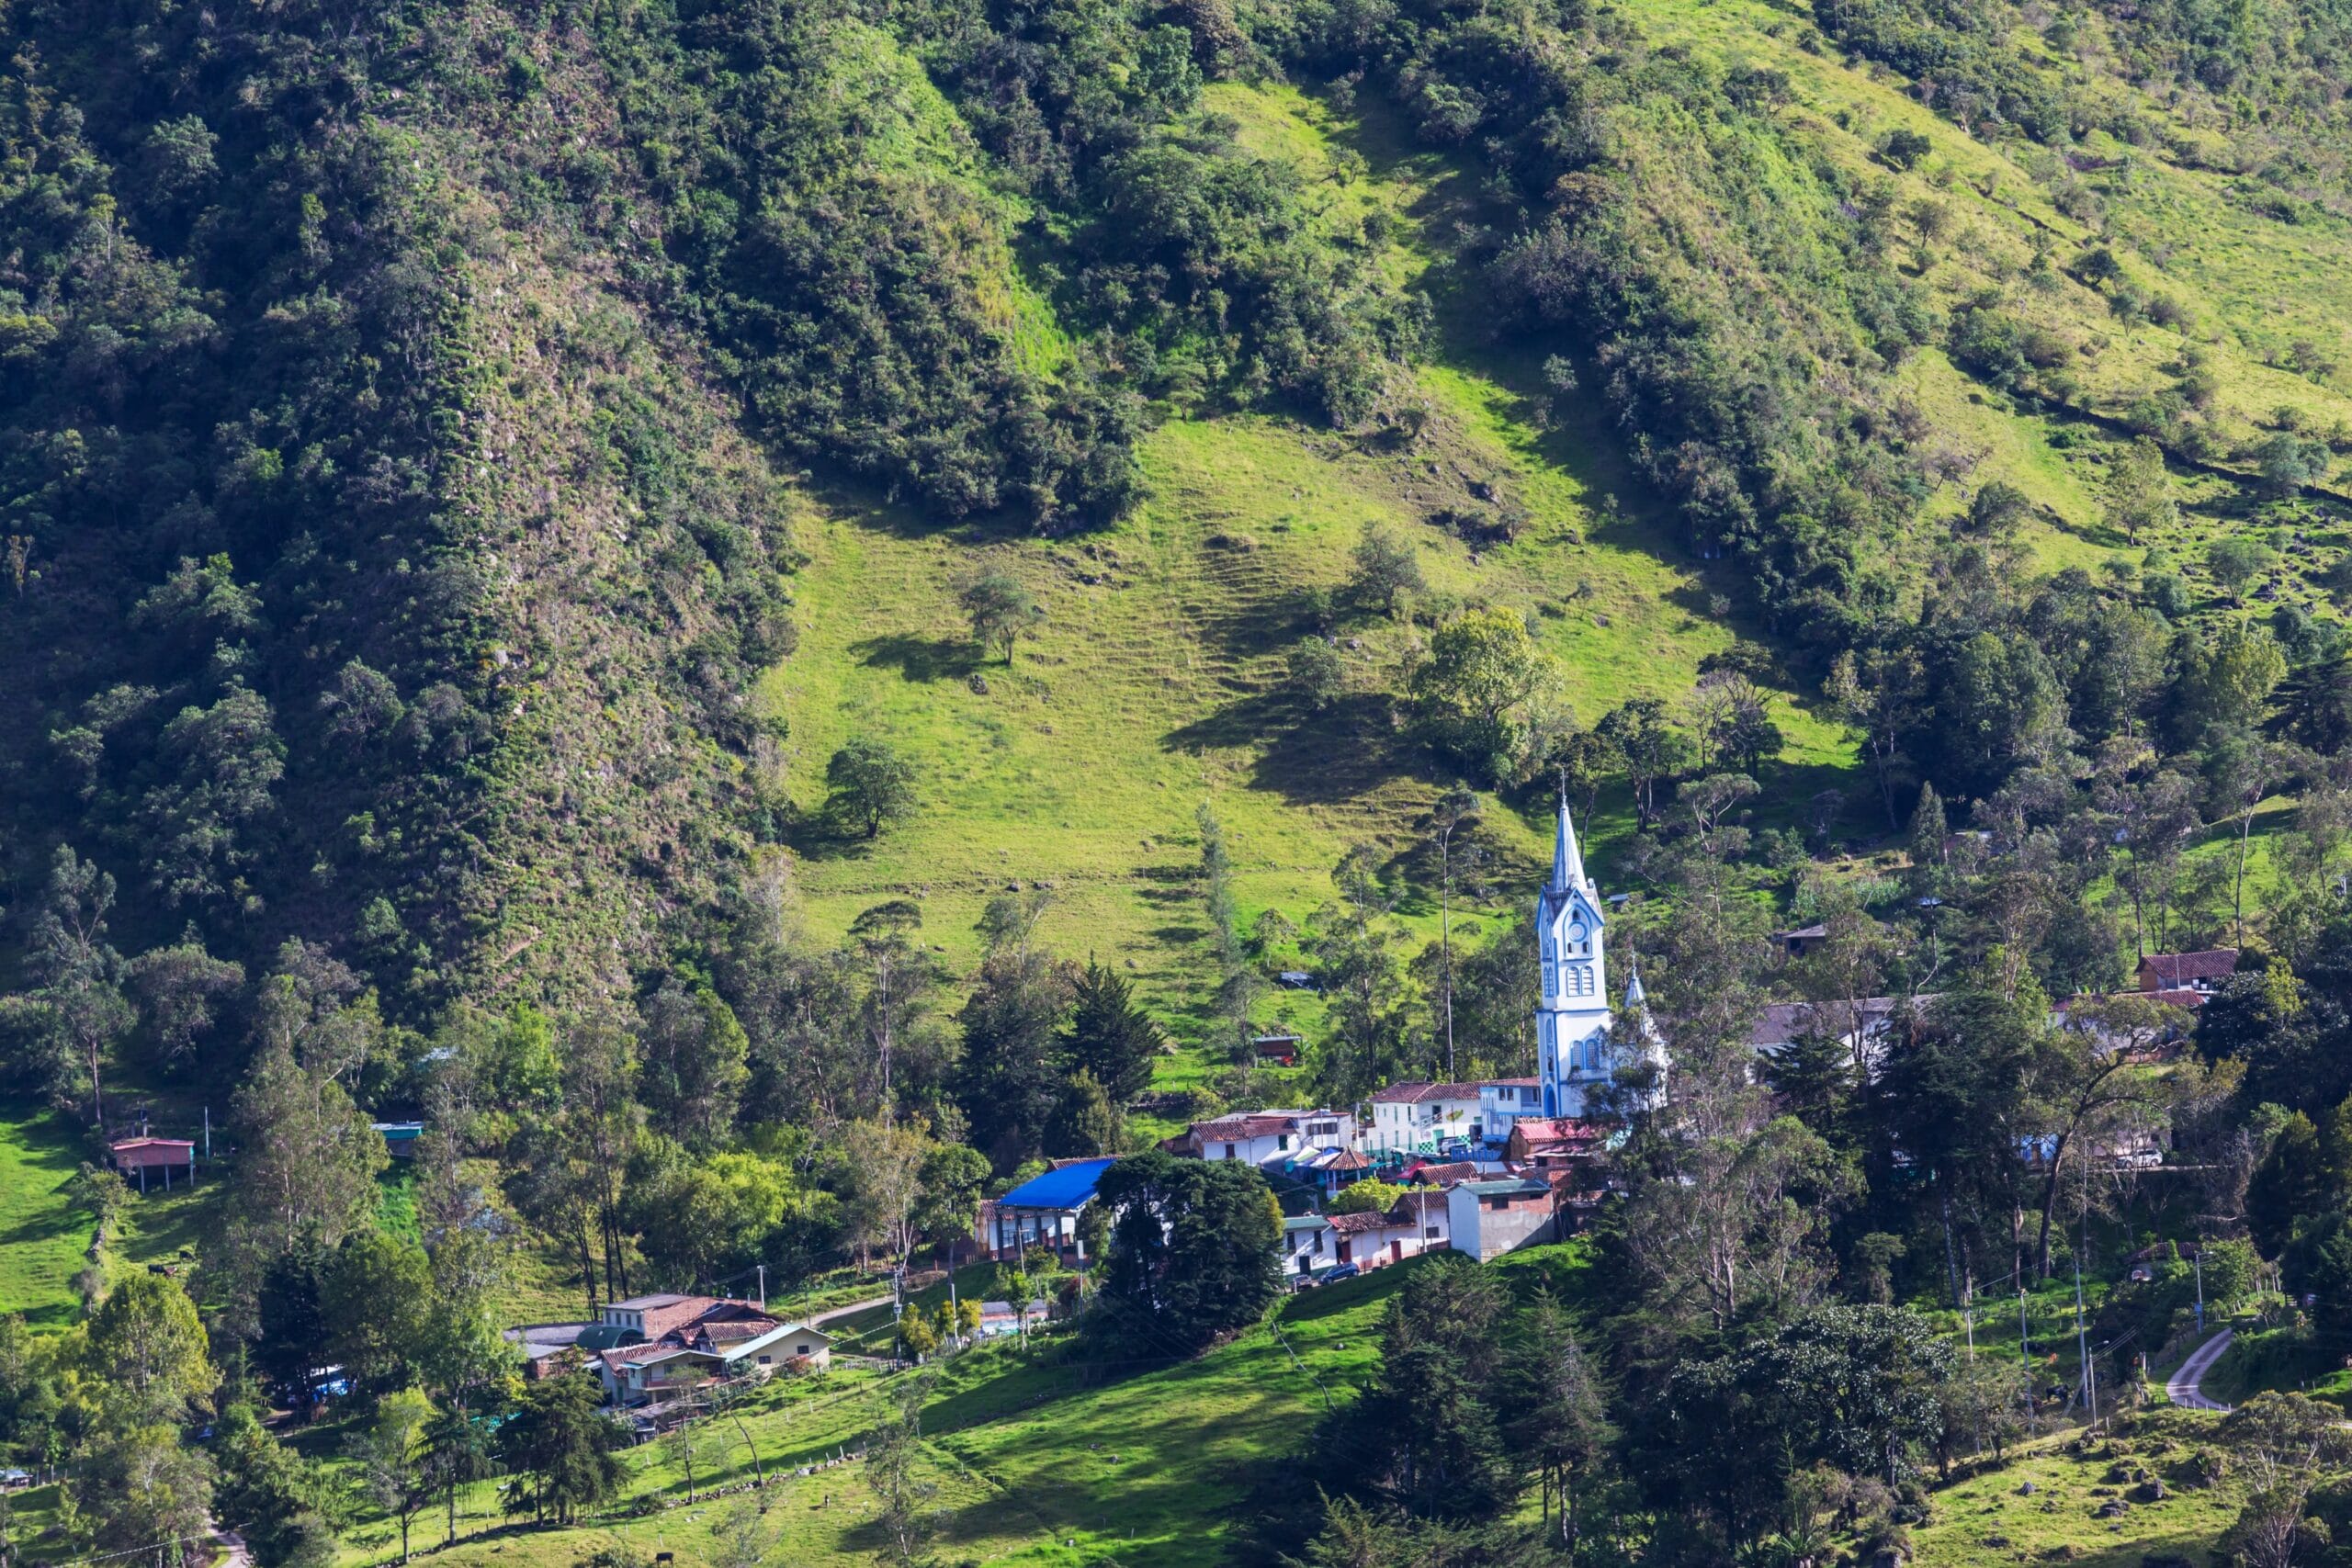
xmin=2165 ymin=1327 xmax=2235 ymax=1412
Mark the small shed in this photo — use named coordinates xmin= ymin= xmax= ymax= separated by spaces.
xmin=1772 ymin=924 xmax=1827 ymax=958
xmin=1250 ymin=1032 xmax=1304 ymax=1067
xmin=371 ymin=1122 xmax=425 ymax=1157
xmin=109 ymin=1136 xmax=196 ymax=1193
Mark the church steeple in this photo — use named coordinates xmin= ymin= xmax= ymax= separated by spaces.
xmin=1549 ymin=796 xmax=1587 ymax=897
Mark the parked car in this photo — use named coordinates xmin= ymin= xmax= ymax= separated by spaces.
xmin=1312 ymin=1263 xmax=1360 ymax=1286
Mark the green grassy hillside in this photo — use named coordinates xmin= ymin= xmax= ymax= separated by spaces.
xmin=754 ymin=21 xmax=2352 ymax=1029
xmin=758 ymin=76 xmax=1861 ymax=1009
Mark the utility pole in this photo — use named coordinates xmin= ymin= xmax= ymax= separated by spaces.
xmin=2194 ymin=1244 xmax=2205 ymax=1334
xmin=756 ymin=1264 xmax=765 ymax=1312
xmin=2019 ymin=1287 xmax=2038 ymax=1435
xmin=2074 ymin=1243 xmax=2092 ymax=1418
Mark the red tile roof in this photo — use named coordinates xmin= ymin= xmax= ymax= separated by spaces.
xmin=2138 ymin=950 xmax=2239 ymax=988
xmin=1327 ymin=1210 xmax=1394 ymax=1235
xmin=1508 ymin=1119 xmax=1606 ymax=1144
xmin=1406 ymin=1160 xmax=1480 ymax=1186
xmin=1188 ymin=1114 xmax=1299 ymax=1142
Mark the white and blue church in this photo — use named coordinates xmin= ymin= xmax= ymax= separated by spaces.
xmin=1535 ymin=801 xmax=1666 ymax=1120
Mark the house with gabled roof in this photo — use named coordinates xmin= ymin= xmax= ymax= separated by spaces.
xmin=2135 ymin=948 xmax=2237 ymax=1000
xmin=1160 ymin=1109 xmax=1355 ymax=1169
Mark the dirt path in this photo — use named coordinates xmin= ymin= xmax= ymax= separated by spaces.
xmin=2165 ymin=1327 xmax=2235 ymax=1412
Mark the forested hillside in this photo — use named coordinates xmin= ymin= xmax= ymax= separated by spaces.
xmin=14 ymin=0 xmax=2352 ymax=1562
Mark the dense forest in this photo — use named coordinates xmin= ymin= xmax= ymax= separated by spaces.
xmin=12 ymin=0 xmax=2352 ymax=1562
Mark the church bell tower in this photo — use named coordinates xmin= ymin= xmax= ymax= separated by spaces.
xmin=1535 ymin=801 xmax=1616 ymax=1120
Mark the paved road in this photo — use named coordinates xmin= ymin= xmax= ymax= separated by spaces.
xmin=2166 ymin=1327 xmax=2235 ymax=1411
xmin=808 ymin=1293 xmax=893 ymax=1329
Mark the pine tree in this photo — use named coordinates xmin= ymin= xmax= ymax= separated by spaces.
xmin=1063 ymin=958 xmax=1164 ymax=1104
xmin=1504 ymin=1286 xmax=1611 ymax=1549
xmin=1760 ymin=1029 xmax=1853 ymax=1137
xmin=1906 ymin=782 xmax=1949 ymax=901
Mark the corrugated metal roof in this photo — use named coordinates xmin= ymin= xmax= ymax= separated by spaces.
xmin=998 ymin=1156 xmax=1117 ymax=1210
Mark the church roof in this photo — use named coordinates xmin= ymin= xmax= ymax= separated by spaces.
xmin=1540 ymin=801 xmax=1603 ymax=925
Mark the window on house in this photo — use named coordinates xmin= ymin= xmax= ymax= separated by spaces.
xmin=796 ymin=1344 xmax=810 ymax=1355
xmin=1278 ymin=1134 xmax=1293 ymax=1150
xmin=1306 ymin=1121 xmax=1337 ymax=1137
xmin=758 ymin=1355 xmax=772 ymax=1365
xmin=1222 ymin=1144 xmax=1236 ymax=1159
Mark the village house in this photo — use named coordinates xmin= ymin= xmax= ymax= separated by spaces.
xmin=1504 ymin=1117 xmax=1606 ymax=1171
xmin=1397 ymin=1157 xmax=1487 ymax=1186
xmin=2135 ymin=948 xmax=2238 ymax=1003
xmin=594 ymin=1311 xmax=834 ymax=1405
xmin=511 ymin=1294 xmax=831 ymax=1403
xmin=1747 ymin=995 xmax=1933 ymax=1069
xmin=1365 ymin=1081 xmax=1484 ymax=1155
xmin=371 ymin=1122 xmax=424 ymax=1157
xmin=1388 ymin=1189 xmax=1451 ymax=1254
xmin=1288 ymin=1143 xmax=1374 ymax=1196
xmin=1772 ymin=923 xmax=1827 ymax=958
xmin=1476 ymin=1078 xmax=1544 ymax=1140
xmin=1161 ymin=1109 xmax=1355 ymax=1168
xmin=1283 ymin=1214 xmax=1337 ymax=1282
xmin=985 ymin=1156 xmax=1117 ymax=1261
xmin=1446 ymin=1177 xmax=1559 ymax=1262
xmin=976 ymin=1298 xmax=1053 ymax=1339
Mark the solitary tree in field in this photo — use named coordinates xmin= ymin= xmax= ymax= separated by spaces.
xmin=2208 ymin=536 xmax=2278 ymax=604
xmin=958 ymin=570 xmax=1042 ymax=664
xmin=1350 ymin=522 xmax=1425 ymax=616
xmin=352 ymin=1389 xmax=435 ymax=1562
xmin=827 ymin=738 xmax=919 ymax=839
xmin=2104 ymin=437 xmax=2175 ymax=546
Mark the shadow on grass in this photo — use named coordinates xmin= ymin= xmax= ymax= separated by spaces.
xmin=1163 ymin=693 xmax=1408 ymax=807
xmin=852 ymin=633 xmax=984 ymax=683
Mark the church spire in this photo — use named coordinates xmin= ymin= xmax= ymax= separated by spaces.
xmin=1549 ymin=795 xmax=1587 ymax=896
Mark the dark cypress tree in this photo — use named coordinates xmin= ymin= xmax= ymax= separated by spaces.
xmin=1504 ymin=1286 xmax=1612 ymax=1550
xmin=1063 ymin=957 xmax=1165 ymax=1105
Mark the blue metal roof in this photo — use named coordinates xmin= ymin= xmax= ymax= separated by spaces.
xmin=998 ymin=1157 xmax=1117 ymax=1211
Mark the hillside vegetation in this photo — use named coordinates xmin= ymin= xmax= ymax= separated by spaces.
xmin=14 ymin=1 xmax=2352 ymax=1566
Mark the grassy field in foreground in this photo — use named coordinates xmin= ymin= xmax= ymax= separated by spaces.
xmin=322 ymin=1245 xmax=1600 ymax=1568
